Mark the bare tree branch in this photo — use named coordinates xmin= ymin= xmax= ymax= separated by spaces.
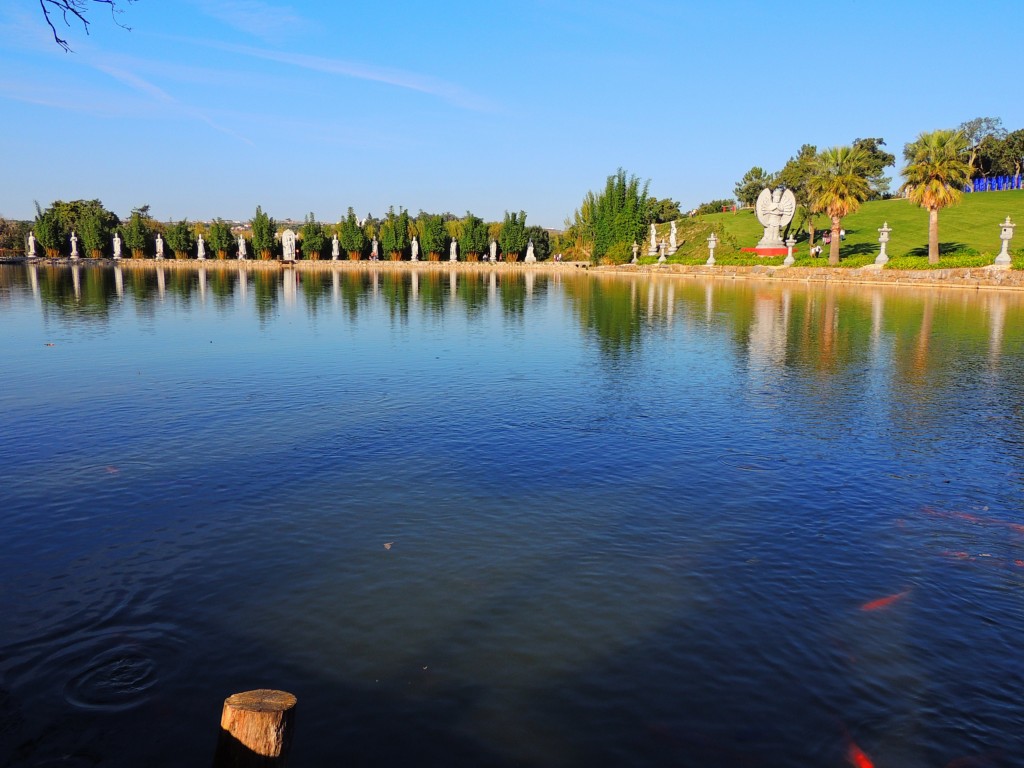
xmin=38 ymin=0 xmax=135 ymax=52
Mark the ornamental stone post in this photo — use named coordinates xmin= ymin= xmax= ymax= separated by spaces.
xmin=994 ymin=216 xmax=1015 ymax=266
xmin=706 ymin=232 xmax=718 ymax=266
xmin=875 ymin=221 xmax=892 ymax=265
xmin=784 ymin=235 xmax=797 ymax=266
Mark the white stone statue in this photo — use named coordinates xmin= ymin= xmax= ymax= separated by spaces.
xmin=670 ymin=220 xmax=678 ymax=251
xmin=27 ymin=231 xmax=37 ymax=257
xmin=648 ymin=223 xmax=658 ymax=255
xmin=411 ymin=236 xmax=419 ymax=261
xmin=112 ymin=232 xmax=122 ymax=259
xmin=755 ymin=187 xmax=797 ymax=248
xmin=70 ymin=230 xmax=78 ymax=259
xmin=371 ymin=236 xmax=379 ymax=260
xmin=449 ymin=239 xmax=458 ymax=261
xmin=282 ymin=229 xmax=297 ymax=261
xmin=489 ymin=239 xmax=497 ymax=262
xmin=155 ymin=233 xmax=164 ymax=259
xmin=331 ymin=234 xmax=340 ymax=260
xmin=197 ymin=234 xmax=206 ymax=260
xmin=237 ymin=235 xmax=247 ymax=260
xmin=524 ymin=239 xmax=536 ymax=262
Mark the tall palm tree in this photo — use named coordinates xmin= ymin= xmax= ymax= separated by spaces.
xmin=807 ymin=146 xmax=872 ymax=265
xmin=901 ymin=129 xmax=970 ymax=264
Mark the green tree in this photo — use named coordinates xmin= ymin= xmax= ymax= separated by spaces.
xmin=122 ymin=206 xmax=152 ymax=257
xmin=524 ymin=226 xmax=551 ymax=261
xmin=459 ymin=212 xmax=489 ymax=260
xmin=379 ymin=206 xmax=410 ymax=260
xmin=165 ymin=219 xmax=196 ymax=259
xmin=78 ymin=205 xmax=113 ymax=257
xmin=32 ymin=201 xmax=65 ymax=256
xmin=567 ymin=169 xmax=650 ymax=263
xmin=207 ymin=218 xmax=234 ymax=258
xmin=734 ymin=166 xmax=775 ymax=207
xmin=339 ymin=207 xmax=366 ymax=259
xmin=417 ymin=213 xmax=447 ymax=260
xmin=45 ymin=199 xmax=119 ymax=249
xmin=499 ymin=210 xmax=528 ymax=261
xmin=958 ymin=116 xmax=1006 ymax=180
xmin=646 ymin=197 xmax=681 ymax=223
xmin=851 ymin=138 xmax=895 ymax=199
xmin=1004 ymin=129 xmax=1024 ymax=186
xmin=776 ymin=144 xmax=818 ymax=240
xmin=301 ymin=212 xmax=326 ymax=259
xmin=902 ymin=129 xmax=971 ymax=264
xmin=807 ymin=145 xmax=872 ymax=265
xmin=251 ymin=205 xmax=276 ymax=259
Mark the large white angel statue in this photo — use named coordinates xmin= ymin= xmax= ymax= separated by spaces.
xmin=755 ymin=187 xmax=796 ymax=248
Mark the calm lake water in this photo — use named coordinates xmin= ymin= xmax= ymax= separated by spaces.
xmin=1 ymin=263 xmax=1023 ymax=767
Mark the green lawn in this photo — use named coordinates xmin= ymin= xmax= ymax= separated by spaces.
xmin=647 ymin=190 xmax=1024 ymax=269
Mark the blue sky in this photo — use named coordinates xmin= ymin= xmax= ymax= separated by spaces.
xmin=1 ymin=0 xmax=1020 ymax=228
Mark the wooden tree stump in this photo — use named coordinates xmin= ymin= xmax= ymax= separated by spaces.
xmin=214 ymin=689 xmax=297 ymax=767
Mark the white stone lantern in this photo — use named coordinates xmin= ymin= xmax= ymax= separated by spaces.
xmin=994 ymin=216 xmax=1015 ymax=266
xmin=706 ymin=233 xmax=718 ymax=266
xmin=784 ymin=235 xmax=797 ymax=266
xmin=875 ymin=221 xmax=892 ymax=265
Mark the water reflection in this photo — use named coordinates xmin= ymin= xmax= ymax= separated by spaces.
xmin=5 ymin=265 xmax=1024 ymax=384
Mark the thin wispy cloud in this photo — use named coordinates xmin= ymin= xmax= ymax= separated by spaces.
xmin=188 ymin=0 xmax=307 ymax=40
xmin=188 ymin=38 xmax=499 ymax=113
xmin=93 ymin=63 xmax=255 ymax=146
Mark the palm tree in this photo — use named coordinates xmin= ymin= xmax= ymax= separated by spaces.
xmin=807 ymin=146 xmax=872 ymax=265
xmin=901 ymin=129 xmax=970 ymax=264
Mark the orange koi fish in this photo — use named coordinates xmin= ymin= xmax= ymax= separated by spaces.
xmin=848 ymin=741 xmax=875 ymax=768
xmin=860 ymin=589 xmax=911 ymax=611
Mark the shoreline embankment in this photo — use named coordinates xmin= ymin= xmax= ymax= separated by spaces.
xmin=7 ymin=257 xmax=1024 ymax=292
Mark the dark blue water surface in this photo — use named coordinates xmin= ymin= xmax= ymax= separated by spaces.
xmin=1 ymin=263 xmax=1023 ymax=767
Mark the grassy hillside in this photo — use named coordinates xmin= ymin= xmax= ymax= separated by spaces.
xmin=648 ymin=189 xmax=1024 ymax=269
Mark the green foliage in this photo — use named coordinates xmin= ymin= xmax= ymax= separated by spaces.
xmin=851 ymin=138 xmax=895 ymax=198
xmin=301 ymin=212 xmax=326 ymax=258
xmin=695 ymin=199 xmax=735 ymax=215
xmin=593 ymin=169 xmax=649 ymax=259
xmin=808 ymin=145 xmax=873 ymax=264
xmin=165 ymin=219 xmax=195 ymax=257
xmin=0 ymin=217 xmax=29 ymax=251
xmin=567 ymin=169 xmax=650 ymax=263
xmin=80 ymin=207 xmax=114 ymax=256
xmin=339 ymin=207 xmax=366 ymax=256
xmin=499 ymin=210 xmax=528 ymax=260
xmin=123 ymin=208 xmax=152 ymax=256
xmin=603 ymin=240 xmax=633 ymax=264
xmin=524 ymin=226 xmax=551 ymax=261
xmin=647 ymin=197 xmax=681 ymax=223
xmin=251 ymin=205 xmax=276 ymax=257
xmin=379 ymin=206 xmax=410 ymax=258
xmin=958 ymin=116 xmax=1006 ymax=179
xmin=47 ymin=199 xmax=119 ymax=239
xmin=33 ymin=201 xmax=65 ymax=254
xmin=734 ymin=166 xmax=775 ymax=207
xmin=459 ymin=211 xmax=489 ymax=258
xmin=207 ymin=218 xmax=234 ymax=256
xmin=417 ymin=213 xmax=447 ymax=257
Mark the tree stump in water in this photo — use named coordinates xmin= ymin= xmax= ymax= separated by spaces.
xmin=214 ymin=689 xmax=296 ymax=767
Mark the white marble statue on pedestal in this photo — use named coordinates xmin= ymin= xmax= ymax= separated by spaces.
xmin=524 ymin=239 xmax=536 ymax=262
xmin=755 ymin=187 xmax=796 ymax=249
